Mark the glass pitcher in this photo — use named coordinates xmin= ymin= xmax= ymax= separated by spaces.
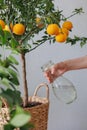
xmin=41 ymin=60 xmax=77 ymax=104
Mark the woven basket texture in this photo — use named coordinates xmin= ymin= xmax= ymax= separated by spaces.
xmin=0 ymin=83 xmax=49 ymax=130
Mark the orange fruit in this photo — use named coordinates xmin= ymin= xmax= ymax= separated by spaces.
xmin=55 ymin=33 xmax=67 ymax=43
xmin=59 ymin=27 xmax=69 ymax=36
xmin=0 ymin=19 xmax=5 ymax=29
xmin=62 ymin=21 xmax=73 ymax=30
xmin=3 ymin=25 xmax=10 ymax=32
xmin=46 ymin=24 xmax=59 ymax=35
xmin=13 ymin=23 xmax=25 ymax=35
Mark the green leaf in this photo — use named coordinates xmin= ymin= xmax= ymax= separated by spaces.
xmin=4 ymin=31 xmax=11 ymax=40
xmin=10 ymin=38 xmax=19 ymax=48
xmin=0 ymin=28 xmax=11 ymax=45
xmin=9 ymin=64 xmax=18 ymax=72
xmin=0 ymin=88 xmax=13 ymax=106
xmin=0 ymin=89 xmax=22 ymax=107
xmin=0 ymin=66 xmax=9 ymax=78
xmin=0 ymin=66 xmax=19 ymax=87
xmin=0 ymin=78 xmax=12 ymax=88
xmin=4 ymin=124 xmax=14 ymax=130
xmin=20 ymin=123 xmax=34 ymax=130
xmin=8 ymin=55 xmax=19 ymax=65
xmin=10 ymin=106 xmax=31 ymax=127
xmin=0 ymin=66 xmax=19 ymax=88
xmin=7 ymin=68 xmax=19 ymax=86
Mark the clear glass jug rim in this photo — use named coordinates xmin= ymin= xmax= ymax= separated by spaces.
xmin=41 ymin=60 xmax=54 ymax=72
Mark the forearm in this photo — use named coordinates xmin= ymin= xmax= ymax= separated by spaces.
xmin=64 ymin=55 xmax=87 ymax=71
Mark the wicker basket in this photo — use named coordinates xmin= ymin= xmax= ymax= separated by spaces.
xmin=0 ymin=98 xmax=10 ymax=130
xmin=25 ymin=82 xmax=49 ymax=130
xmin=0 ymin=83 xmax=49 ymax=130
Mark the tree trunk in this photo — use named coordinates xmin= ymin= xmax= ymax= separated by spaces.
xmin=20 ymin=53 xmax=28 ymax=107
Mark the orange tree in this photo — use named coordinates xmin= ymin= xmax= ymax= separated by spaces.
xmin=0 ymin=0 xmax=87 ymax=129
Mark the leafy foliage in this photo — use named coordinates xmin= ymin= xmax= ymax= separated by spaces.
xmin=0 ymin=0 xmax=86 ymax=55
xmin=0 ymin=89 xmax=33 ymax=130
xmin=0 ymin=89 xmax=22 ymax=107
xmin=0 ymin=54 xmax=19 ymax=88
xmin=3 ymin=106 xmax=33 ymax=130
xmin=66 ymin=36 xmax=87 ymax=47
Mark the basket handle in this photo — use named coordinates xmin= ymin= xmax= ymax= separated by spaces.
xmin=33 ymin=83 xmax=49 ymax=100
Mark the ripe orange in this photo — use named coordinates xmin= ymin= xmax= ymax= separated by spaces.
xmin=13 ymin=23 xmax=25 ymax=35
xmin=59 ymin=27 xmax=69 ymax=36
xmin=0 ymin=19 xmax=5 ymax=29
xmin=55 ymin=33 xmax=67 ymax=43
xmin=46 ymin=24 xmax=59 ymax=35
xmin=3 ymin=25 xmax=10 ymax=32
xmin=62 ymin=21 xmax=73 ymax=30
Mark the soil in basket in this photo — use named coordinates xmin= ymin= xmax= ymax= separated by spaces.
xmin=24 ymin=102 xmax=42 ymax=108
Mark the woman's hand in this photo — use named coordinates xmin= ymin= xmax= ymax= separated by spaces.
xmin=44 ymin=62 xmax=67 ymax=83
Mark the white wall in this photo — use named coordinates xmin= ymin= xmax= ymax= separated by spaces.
xmin=20 ymin=1 xmax=87 ymax=130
